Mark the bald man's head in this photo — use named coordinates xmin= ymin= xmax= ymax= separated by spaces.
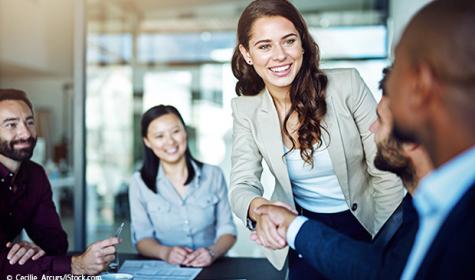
xmin=401 ymin=0 xmax=475 ymax=94
xmin=387 ymin=0 xmax=475 ymax=166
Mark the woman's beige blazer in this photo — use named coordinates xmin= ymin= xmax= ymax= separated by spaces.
xmin=229 ymin=68 xmax=405 ymax=270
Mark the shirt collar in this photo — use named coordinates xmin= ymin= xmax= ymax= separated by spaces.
xmin=0 ymin=161 xmax=18 ymax=184
xmin=414 ymin=145 xmax=475 ymax=217
xmin=156 ymin=160 xmax=201 ymax=188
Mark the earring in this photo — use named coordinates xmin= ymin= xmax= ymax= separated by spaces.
xmin=248 ymin=60 xmax=252 ymax=64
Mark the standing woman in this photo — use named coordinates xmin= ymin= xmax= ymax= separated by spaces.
xmin=229 ymin=0 xmax=404 ymax=278
xmin=129 ymin=105 xmax=236 ymax=267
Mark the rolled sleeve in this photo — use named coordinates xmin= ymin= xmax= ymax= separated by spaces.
xmin=128 ymin=173 xmax=155 ymax=245
xmin=214 ymin=168 xmax=237 ymax=239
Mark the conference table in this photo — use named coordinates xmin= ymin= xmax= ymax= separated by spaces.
xmin=117 ymin=253 xmax=286 ymax=280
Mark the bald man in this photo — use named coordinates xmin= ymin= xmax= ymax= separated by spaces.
xmin=386 ymin=1 xmax=475 ymax=279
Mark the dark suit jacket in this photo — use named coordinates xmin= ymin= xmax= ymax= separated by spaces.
xmin=414 ymin=182 xmax=475 ymax=279
xmin=294 ymin=194 xmax=418 ymax=280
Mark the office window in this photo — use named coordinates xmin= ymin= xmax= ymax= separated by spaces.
xmin=86 ymin=66 xmax=133 ymax=247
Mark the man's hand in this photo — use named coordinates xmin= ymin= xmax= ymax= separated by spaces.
xmin=252 ymin=204 xmax=298 ymax=249
xmin=182 ymin=247 xmax=213 ymax=267
xmin=71 ymin=237 xmax=120 ymax=275
xmin=6 ymin=241 xmax=46 ymax=265
xmin=164 ymin=246 xmax=193 ymax=265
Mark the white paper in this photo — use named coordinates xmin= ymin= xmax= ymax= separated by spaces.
xmin=119 ymin=260 xmax=202 ymax=280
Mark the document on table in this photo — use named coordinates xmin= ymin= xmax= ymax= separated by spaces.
xmin=119 ymin=260 xmax=202 ymax=280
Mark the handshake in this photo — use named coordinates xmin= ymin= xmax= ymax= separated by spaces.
xmin=249 ymin=199 xmax=299 ymax=250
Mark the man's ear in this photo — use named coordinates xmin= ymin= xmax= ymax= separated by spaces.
xmin=400 ymin=142 xmax=419 ymax=159
xmin=239 ymin=44 xmax=252 ymax=65
xmin=414 ymin=62 xmax=437 ymax=107
xmin=402 ymin=142 xmax=419 ymax=152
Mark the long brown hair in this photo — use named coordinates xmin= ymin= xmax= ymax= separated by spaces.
xmin=231 ymin=0 xmax=328 ymax=165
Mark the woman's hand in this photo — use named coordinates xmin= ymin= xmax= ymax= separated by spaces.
xmin=164 ymin=246 xmax=193 ymax=265
xmin=182 ymin=247 xmax=214 ymax=267
xmin=250 ymin=200 xmax=297 ymax=250
xmin=251 ymin=204 xmax=298 ymax=249
xmin=6 ymin=241 xmax=46 ymax=265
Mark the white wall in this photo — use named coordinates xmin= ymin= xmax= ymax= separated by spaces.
xmin=0 ymin=0 xmax=74 ymax=162
xmin=0 ymin=0 xmax=74 ymax=75
xmin=388 ymin=0 xmax=431 ymax=56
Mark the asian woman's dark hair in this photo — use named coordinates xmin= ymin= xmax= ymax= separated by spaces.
xmin=231 ymin=0 xmax=328 ymax=165
xmin=140 ymin=105 xmax=202 ymax=193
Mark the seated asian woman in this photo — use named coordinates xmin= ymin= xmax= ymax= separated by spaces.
xmin=129 ymin=105 xmax=237 ymax=267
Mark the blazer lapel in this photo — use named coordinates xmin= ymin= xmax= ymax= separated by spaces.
xmin=255 ymin=90 xmax=293 ymax=199
xmin=323 ymin=95 xmax=350 ymax=198
xmin=253 ymin=91 xmax=350 ymax=200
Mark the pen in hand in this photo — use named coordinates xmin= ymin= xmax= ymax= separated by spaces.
xmin=109 ymin=221 xmax=125 ymax=271
xmin=115 ymin=222 xmax=125 ymax=239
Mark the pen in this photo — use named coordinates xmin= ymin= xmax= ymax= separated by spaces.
xmin=109 ymin=222 xmax=126 ymax=272
xmin=115 ymin=222 xmax=125 ymax=238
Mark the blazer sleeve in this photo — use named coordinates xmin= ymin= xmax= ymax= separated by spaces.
xmin=229 ymin=98 xmax=265 ymax=223
xmin=348 ymin=69 xmax=405 ymax=233
xmin=295 ymin=219 xmax=382 ymax=280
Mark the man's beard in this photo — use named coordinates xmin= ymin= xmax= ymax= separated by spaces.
xmin=0 ymin=137 xmax=37 ymax=161
xmin=374 ymin=131 xmax=415 ymax=185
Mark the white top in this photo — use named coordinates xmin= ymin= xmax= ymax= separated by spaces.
xmin=285 ymin=142 xmax=348 ymax=213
